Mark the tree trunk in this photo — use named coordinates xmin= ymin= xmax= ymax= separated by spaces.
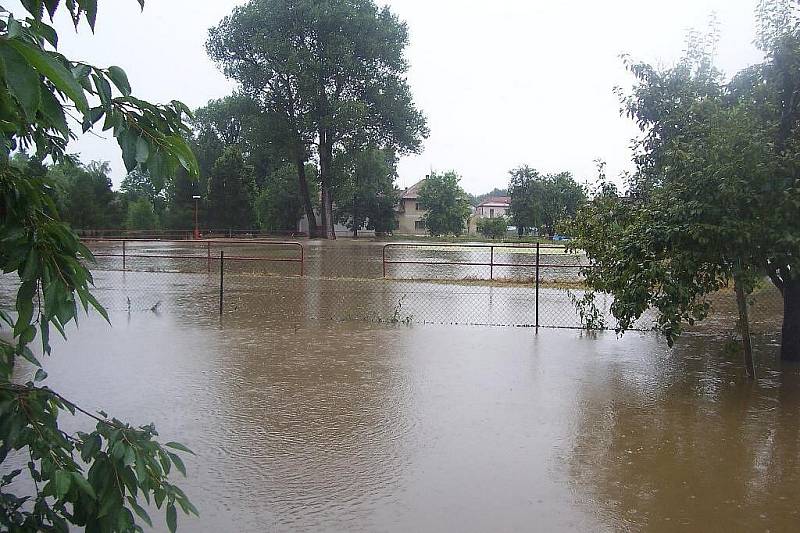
xmin=317 ymin=133 xmax=336 ymax=239
xmin=296 ymin=159 xmax=318 ymax=237
xmin=734 ymin=276 xmax=755 ymax=378
xmin=781 ymin=278 xmax=800 ymax=362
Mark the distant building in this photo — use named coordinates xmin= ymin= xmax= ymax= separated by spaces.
xmin=395 ymin=178 xmax=428 ymax=234
xmin=475 ymin=196 xmax=511 ymax=218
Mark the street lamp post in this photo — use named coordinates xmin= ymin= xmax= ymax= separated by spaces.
xmin=192 ymin=195 xmax=201 ymax=239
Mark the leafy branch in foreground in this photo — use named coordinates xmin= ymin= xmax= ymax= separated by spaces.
xmin=1 ymin=1 xmax=199 ymax=530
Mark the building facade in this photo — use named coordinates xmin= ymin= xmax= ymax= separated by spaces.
xmin=475 ymin=196 xmax=511 ymax=218
xmin=395 ymin=179 xmax=428 ymax=235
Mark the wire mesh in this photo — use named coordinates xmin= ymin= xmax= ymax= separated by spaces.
xmin=0 ymin=239 xmax=785 ymax=335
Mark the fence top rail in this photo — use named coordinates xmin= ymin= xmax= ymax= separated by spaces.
xmin=382 ymin=242 xmax=568 ymax=250
xmin=82 ymin=238 xmax=303 ymax=248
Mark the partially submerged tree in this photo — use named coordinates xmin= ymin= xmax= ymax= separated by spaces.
xmin=0 ymin=2 xmax=197 ymax=530
xmin=571 ymin=2 xmax=800 ymax=361
xmin=418 ymin=171 xmax=471 ymax=237
xmin=207 ymin=0 xmax=428 ymax=238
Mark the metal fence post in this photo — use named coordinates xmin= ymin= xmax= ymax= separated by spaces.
xmin=122 ymin=240 xmax=126 ymax=270
xmin=535 ymin=242 xmax=540 ymax=329
xmin=300 ymin=244 xmax=304 ymax=277
xmin=207 ymin=241 xmax=211 ymax=273
xmin=382 ymin=245 xmax=387 ymax=278
xmin=219 ymin=250 xmax=224 ymax=316
xmin=490 ymin=246 xmax=494 ymax=281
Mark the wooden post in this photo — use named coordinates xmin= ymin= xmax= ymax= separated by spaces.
xmin=735 ymin=277 xmax=755 ymax=379
xmin=207 ymin=241 xmax=211 ymax=273
xmin=122 ymin=240 xmax=126 ymax=270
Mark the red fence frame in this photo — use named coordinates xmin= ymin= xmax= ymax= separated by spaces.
xmin=82 ymin=238 xmax=305 ymax=277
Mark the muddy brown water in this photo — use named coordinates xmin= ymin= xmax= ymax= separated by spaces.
xmin=10 ymin=305 xmax=799 ymax=532
xmin=3 ymin=240 xmax=794 ymax=531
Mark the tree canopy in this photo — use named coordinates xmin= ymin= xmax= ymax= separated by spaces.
xmin=570 ymin=1 xmax=800 ymax=361
xmin=207 ymin=0 xmax=428 ymax=238
xmin=508 ymin=166 xmax=586 ymax=237
xmin=418 ymin=171 xmax=471 ymax=237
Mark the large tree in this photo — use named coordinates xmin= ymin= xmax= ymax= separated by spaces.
xmin=207 ymin=0 xmax=429 ymax=238
xmin=418 ymin=171 xmax=471 ymax=237
xmin=571 ymin=2 xmax=800 ymax=361
xmin=333 ymin=147 xmax=399 ymax=237
xmin=508 ymin=166 xmax=586 ymax=237
xmin=48 ymin=159 xmax=124 ymax=229
xmin=255 ymin=162 xmax=319 ymax=232
xmin=0 ymin=2 xmax=197 ymax=530
xmin=206 ymin=146 xmax=256 ymax=230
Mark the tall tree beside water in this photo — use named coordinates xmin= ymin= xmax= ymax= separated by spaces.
xmin=207 ymin=0 xmax=429 ymax=238
xmin=570 ymin=1 xmax=800 ymax=361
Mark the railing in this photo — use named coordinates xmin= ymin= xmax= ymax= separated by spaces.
xmin=82 ymin=238 xmax=305 ymax=277
xmin=76 ymin=228 xmax=308 ymax=239
xmin=381 ymin=242 xmax=582 ymax=280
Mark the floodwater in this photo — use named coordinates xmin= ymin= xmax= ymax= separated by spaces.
xmin=13 ymin=304 xmax=799 ymax=532
xmin=2 ymin=239 xmax=793 ymax=531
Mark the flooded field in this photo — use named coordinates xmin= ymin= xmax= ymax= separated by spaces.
xmin=3 ymin=239 xmax=794 ymax=532
xmin=12 ymin=307 xmax=798 ymax=532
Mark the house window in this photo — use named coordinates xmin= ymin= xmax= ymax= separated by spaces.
xmin=415 ymin=220 xmax=426 ymax=231
xmin=415 ymin=202 xmax=421 ymax=211
xmin=490 ymin=208 xmax=495 ymax=218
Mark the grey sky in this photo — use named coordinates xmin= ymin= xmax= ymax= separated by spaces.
xmin=14 ymin=0 xmax=764 ymax=193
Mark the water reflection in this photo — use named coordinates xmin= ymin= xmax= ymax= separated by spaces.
xmin=568 ymin=334 xmax=800 ymax=531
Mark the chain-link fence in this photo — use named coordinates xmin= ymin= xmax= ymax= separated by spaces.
xmin=0 ymin=239 xmax=784 ymax=335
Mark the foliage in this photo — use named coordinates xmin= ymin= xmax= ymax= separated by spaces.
xmin=47 ymin=159 xmax=124 ymax=230
xmin=418 ymin=171 xmax=471 ymax=237
xmin=476 ymin=216 xmax=509 ymax=239
xmin=508 ymin=166 xmax=586 ymax=237
xmin=333 ymin=147 xmax=400 ymax=236
xmin=570 ymin=2 xmax=800 ymax=359
xmin=207 ymin=0 xmax=429 ymax=238
xmin=125 ymin=196 xmax=159 ymax=231
xmin=468 ymin=187 xmax=508 ymax=207
xmin=192 ymin=93 xmax=284 ymax=186
xmin=0 ymin=1 xmax=198 ymax=530
xmin=206 ymin=146 xmax=255 ymax=230
xmin=254 ymin=163 xmax=318 ymax=232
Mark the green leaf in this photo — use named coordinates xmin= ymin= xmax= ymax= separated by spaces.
xmin=118 ymin=128 xmax=138 ymax=171
xmin=40 ymin=86 xmax=70 ymax=137
xmin=54 ymin=470 xmax=72 ymax=499
xmin=0 ymin=43 xmax=41 ymax=119
xmin=127 ymin=496 xmax=153 ymax=527
xmin=92 ymin=73 xmax=112 ymax=105
xmin=135 ymin=136 xmax=149 ymax=164
xmin=167 ymin=452 xmax=186 ymax=476
xmin=72 ymin=472 xmax=97 ymax=499
xmin=34 ymin=368 xmax=47 ymax=382
xmin=166 ymin=503 xmax=177 ymax=533
xmin=164 ymin=441 xmax=194 ymax=455
xmin=107 ymin=66 xmax=131 ymax=96
xmin=7 ymin=39 xmax=88 ymax=113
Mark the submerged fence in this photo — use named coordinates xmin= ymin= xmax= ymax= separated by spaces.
xmin=5 ymin=239 xmax=768 ymax=335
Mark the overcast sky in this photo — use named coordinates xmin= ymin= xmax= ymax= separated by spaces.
xmin=13 ymin=0 xmax=765 ymax=193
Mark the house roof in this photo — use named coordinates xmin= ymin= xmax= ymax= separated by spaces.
xmin=401 ymin=179 xmax=426 ymax=199
xmin=477 ymin=196 xmax=511 ymax=207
